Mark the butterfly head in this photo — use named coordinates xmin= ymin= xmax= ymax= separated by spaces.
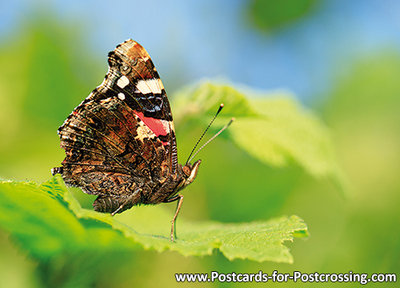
xmin=179 ymin=159 xmax=202 ymax=190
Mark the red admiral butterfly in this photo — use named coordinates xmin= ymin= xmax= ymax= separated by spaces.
xmin=53 ymin=39 xmax=232 ymax=241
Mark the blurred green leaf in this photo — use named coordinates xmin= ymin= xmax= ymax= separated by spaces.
xmin=0 ymin=176 xmax=308 ymax=263
xmin=173 ymin=82 xmax=343 ymax=186
xmin=0 ymin=18 xmax=102 ymax=181
xmin=247 ymin=0 xmax=319 ymax=33
xmin=319 ymin=53 xmax=400 ymax=272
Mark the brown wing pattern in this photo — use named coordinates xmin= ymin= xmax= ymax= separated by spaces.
xmin=55 ymin=40 xmax=178 ymax=208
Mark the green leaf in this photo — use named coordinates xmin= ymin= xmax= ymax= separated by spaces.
xmin=247 ymin=0 xmax=319 ymax=33
xmin=173 ymin=81 xmax=343 ymax=186
xmin=0 ymin=177 xmax=307 ymax=263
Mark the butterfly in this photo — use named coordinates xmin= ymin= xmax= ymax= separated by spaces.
xmin=52 ymin=39 xmax=232 ymax=241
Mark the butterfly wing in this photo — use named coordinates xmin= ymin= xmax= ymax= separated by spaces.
xmin=54 ymin=40 xmax=178 ymax=211
xmin=110 ymin=40 xmax=178 ymax=173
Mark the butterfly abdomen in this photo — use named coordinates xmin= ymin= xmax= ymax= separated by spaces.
xmin=93 ymin=195 xmax=133 ymax=214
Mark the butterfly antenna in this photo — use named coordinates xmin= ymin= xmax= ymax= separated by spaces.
xmin=187 ymin=117 xmax=234 ymax=165
xmin=185 ymin=103 xmax=225 ymax=164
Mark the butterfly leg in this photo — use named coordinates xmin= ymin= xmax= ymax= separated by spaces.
xmin=164 ymin=194 xmax=184 ymax=241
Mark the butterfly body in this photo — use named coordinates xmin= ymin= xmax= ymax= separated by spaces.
xmin=53 ymin=40 xmax=201 ymax=225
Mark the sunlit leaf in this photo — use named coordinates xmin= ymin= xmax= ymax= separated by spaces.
xmin=173 ymin=81 xmax=343 ymax=187
xmin=0 ymin=177 xmax=308 ymax=263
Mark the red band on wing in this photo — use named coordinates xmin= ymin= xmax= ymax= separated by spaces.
xmin=134 ymin=111 xmax=170 ymax=145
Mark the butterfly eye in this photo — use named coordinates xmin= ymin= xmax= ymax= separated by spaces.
xmin=182 ymin=165 xmax=191 ymax=177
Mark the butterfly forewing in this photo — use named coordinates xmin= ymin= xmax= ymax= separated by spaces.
xmin=56 ymin=40 xmax=178 ymax=211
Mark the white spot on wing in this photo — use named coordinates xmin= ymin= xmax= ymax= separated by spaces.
xmin=117 ymin=76 xmax=129 ymax=88
xmin=136 ymin=79 xmax=162 ymax=94
xmin=118 ymin=93 xmax=125 ymax=100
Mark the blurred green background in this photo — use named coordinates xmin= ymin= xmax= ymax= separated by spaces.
xmin=0 ymin=0 xmax=399 ymax=287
